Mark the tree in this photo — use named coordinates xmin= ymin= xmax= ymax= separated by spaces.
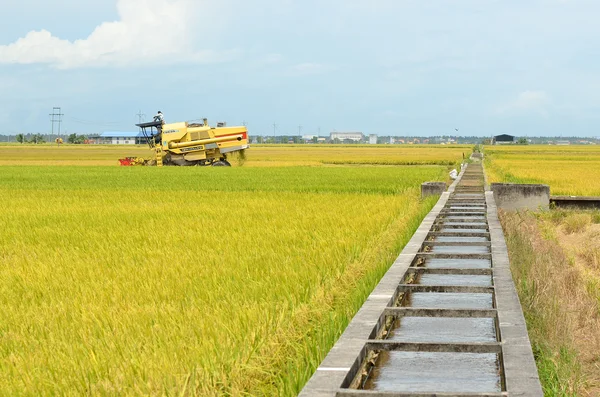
xmin=68 ymin=133 xmax=87 ymax=144
xmin=16 ymin=133 xmax=24 ymax=144
xmin=517 ymin=137 xmax=528 ymax=145
xmin=30 ymin=133 xmax=45 ymax=144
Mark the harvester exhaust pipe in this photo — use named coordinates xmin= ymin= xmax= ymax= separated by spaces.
xmin=168 ymin=135 xmax=243 ymax=149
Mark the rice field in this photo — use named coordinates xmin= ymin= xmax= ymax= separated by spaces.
xmin=485 ymin=145 xmax=600 ymax=196
xmin=0 ymin=143 xmax=470 ymax=167
xmin=0 ymin=146 xmax=454 ymax=395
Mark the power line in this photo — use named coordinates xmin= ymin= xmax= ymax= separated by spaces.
xmin=136 ymin=110 xmax=146 ymax=124
xmin=50 ymin=107 xmax=64 ymax=136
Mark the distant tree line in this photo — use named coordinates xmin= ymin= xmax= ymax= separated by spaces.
xmin=67 ymin=133 xmax=87 ymax=144
xmin=16 ymin=133 xmax=45 ymax=144
xmin=13 ymin=133 xmax=87 ymax=144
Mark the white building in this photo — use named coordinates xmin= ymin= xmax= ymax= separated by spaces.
xmin=100 ymin=132 xmax=144 ymax=145
xmin=330 ymin=132 xmax=364 ymax=142
xmin=302 ymin=135 xmax=318 ymax=142
xmin=369 ymin=134 xmax=377 ymax=144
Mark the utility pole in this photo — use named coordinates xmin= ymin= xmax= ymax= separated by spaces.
xmin=136 ymin=110 xmax=146 ymax=124
xmin=50 ymin=107 xmax=64 ymax=137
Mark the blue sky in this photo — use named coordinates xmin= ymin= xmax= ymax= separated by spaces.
xmin=1 ymin=0 xmax=600 ymax=137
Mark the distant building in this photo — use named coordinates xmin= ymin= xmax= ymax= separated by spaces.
xmin=369 ymin=134 xmax=377 ymax=144
xmin=100 ymin=132 xmax=145 ymax=145
xmin=556 ymin=140 xmax=571 ymax=145
xmin=330 ymin=131 xmax=364 ymax=142
xmin=493 ymin=134 xmax=515 ymax=145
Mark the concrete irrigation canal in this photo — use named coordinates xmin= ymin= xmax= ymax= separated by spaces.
xmin=300 ymin=162 xmax=543 ymax=397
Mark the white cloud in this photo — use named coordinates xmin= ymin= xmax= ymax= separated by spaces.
xmin=0 ymin=0 xmax=228 ymax=69
xmin=496 ymin=90 xmax=551 ymax=116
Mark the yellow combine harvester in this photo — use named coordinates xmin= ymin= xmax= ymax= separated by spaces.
xmin=126 ymin=118 xmax=249 ymax=167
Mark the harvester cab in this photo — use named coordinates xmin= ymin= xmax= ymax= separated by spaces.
xmin=132 ymin=118 xmax=249 ymax=167
xmin=137 ymin=120 xmax=163 ymax=145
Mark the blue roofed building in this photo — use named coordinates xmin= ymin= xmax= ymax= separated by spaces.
xmin=99 ymin=131 xmax=145 ymax=145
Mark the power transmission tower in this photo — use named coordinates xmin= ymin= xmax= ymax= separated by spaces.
xmin=50 ymin=107 xmax=64 ymax=137
xmin=136 ymin=110 xmax=146 ymax=123
xmin=272 ymin=123 xmax=278 ymax=143
xmin=298 ymin=125 xmax=302 ymax=135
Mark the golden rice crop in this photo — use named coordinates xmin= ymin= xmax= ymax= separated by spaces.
xmin=0 ymin=144 xmax=470 ymax=167
xmin=485 ymin=145 xmax=600 ymax=196
xmin=0 ymin=165 xmax=446 ymax=395
xmin=245 ymin=145 xmax=470 ymax=167
xmin=0 ymin=144 xmax=148 ymax=166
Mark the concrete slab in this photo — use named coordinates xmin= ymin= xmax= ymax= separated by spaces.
xmin=490 ymin=183 xmax=549 ymax=211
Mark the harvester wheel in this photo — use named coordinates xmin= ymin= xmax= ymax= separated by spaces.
xmin=212 ymin=161 xmax=231 ymax=167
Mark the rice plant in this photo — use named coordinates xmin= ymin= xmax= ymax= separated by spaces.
xmin=485 ymin=145 xmax=600 ymax=196
xmin=0 ymin=165 xmax=445 ymax=395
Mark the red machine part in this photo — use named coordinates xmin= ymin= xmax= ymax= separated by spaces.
xmin=118 ymin=157 xmax=135 ymax=166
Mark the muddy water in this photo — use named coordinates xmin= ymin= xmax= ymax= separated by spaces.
xmin=417 ymin=274 xmax=492 ymax=286
xmin=429 ymin=245 xmax=490 ymax=254
xmin=440 ymin=228 xmax=488 ymax=233
xmin=387 ymin=317 xmax=497 ymax=343
xmin=363 ymin=351 xmax=501 ymax=392
xmin=359 ymin=165 xmax=502 ymax=393
xmin=434 ymin=236 xmax=489 ymax=243
xmin=446 ymin=208 xmax=485 ymax=216
xmin=407 ymin=292 xmax=493 ymax=309
xmin=424 ymin=258 xmax=491 ymax=268
xmin=441 ymin=222 xmax=488 ymax=227
xmin=442 ymin=216 xmax=487 ymax=221
xmin=443 ymin=211 xmax=486 ymax=215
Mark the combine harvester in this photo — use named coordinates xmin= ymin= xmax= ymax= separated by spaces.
xmin=120 ymin=118 xmax=249 ymax=167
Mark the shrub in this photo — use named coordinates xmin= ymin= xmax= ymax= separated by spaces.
xmin=563 ymin=214 xmax=591 ymax=234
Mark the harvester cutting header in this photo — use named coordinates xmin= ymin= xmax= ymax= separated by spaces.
xmin=121 ymin=116 xmax=249 ymax=167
